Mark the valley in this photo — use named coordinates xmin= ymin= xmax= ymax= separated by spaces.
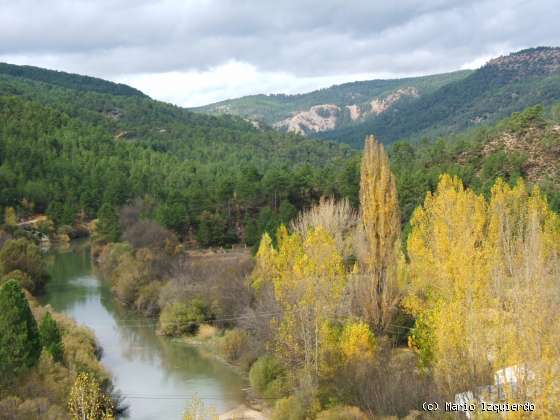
xmin=1 ymin=44 xmax=560 ymax=420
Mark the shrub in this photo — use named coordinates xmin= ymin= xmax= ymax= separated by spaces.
xmin=249 ymin=355 xmax=286 ymax=399
xmin=219 ymin=329 xmax=249 ymax=362
xmin=135 ymin=281 xmax=162 ymax=316
xmin=271 ymin=394 xmax=320 ymax=420
xmin=0 ymin=238 xmax=48 ymax=293
xmin=272 ymin=396 xmax=307 ymax=420
xmin=158 ymin=299 xmax=208 ymax=336
xmin=2 ymin=269 xmax=33 ymax=291
xmin=316 ymin=405 xmax=369 ymax=420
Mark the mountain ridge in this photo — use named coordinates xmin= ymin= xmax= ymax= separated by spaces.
xmin=195 ymin=47 xmax=560 ymax=148
xmin=0 ymin=62 xmax=146 ymax=97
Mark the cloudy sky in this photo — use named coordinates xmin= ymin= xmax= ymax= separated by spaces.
xmin=1 ymin=0 xmax=559 ymax=107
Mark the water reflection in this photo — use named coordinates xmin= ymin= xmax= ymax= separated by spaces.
xmin=41 ymin=241 xmax=246 ymax=420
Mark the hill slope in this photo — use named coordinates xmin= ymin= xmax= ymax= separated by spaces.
xmin=194 ymin=71 xmax=472 ymax=136
xmin=0 ymin=62 xmax=146 ymax=97
xmin=196 ymin=47 xmax=560 ymax=148
xmin=324 ymin=47 xmax=560 ymax=147
xmin=0 ymin=64 xmax=357 ymax=247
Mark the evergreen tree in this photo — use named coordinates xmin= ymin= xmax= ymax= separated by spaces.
xmin=39 ymin=312 xmax=64 ymax=363
xmin=0 ymin=280 xmax=41 ymax=382
xmin=96 ymin=203 xmax=120 ymax=242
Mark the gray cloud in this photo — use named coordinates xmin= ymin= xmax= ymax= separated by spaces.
xmin=1 ymin=0 xmax=559 ymax=105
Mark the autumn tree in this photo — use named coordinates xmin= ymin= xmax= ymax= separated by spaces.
xmin=183 ymin=395 xmax=218 ymax=420
xmin=0 ymin=280 xmax=41 ymax=383
xmin=68 ymin=372 xmax=114 ymax=420
xmin=4 ymin=207 xmax=17 ymax=226
xmin=406 ymin=175 xmax=492 ymax=394
xmin=354 ymin=135 xmax=402 ymax=333
xmin=253 ymin=226 xmax=346 ymax=386
xmin=407 ymin=175 xmax=560 ymax=414
xmin=485 ymin=179 xmax=560 ymax=416
xmin=290 ymin=197 xmax=358 ymax=260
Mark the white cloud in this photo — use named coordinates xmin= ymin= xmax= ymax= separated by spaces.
xmin=1 ymin=0 xmax=559 ymax=106
xmin=116 ymin=61 xmax=383 ymax=107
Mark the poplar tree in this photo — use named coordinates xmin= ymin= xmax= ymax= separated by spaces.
xmin=68 ymin=372 xmax=114 ymax=420
xmin=357 ymin=135 xmax=401 ymax=333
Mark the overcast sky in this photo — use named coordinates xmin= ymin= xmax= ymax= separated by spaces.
xmin=1 ymin=0 xmax=559 ymax=107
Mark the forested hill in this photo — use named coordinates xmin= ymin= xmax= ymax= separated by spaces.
xmin=194 ymin=70 xmax=472 ymax=138
xmin=0 ymin=62 xmax=146 ymax=97
xmin=0 ymin=64 xmax=358 ymax=247
xmin=196 ymin=47 xmax=560 ymax=148
xmin=323 ymin=47 xmax=560 ymax=146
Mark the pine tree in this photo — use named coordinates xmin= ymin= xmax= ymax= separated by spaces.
xmin=39 ymin=311 xmax=64 ymax=363
xmin=0 ymin=279 xmax=41 ymax=382
xmin=357 ymin=135 xmax=401 ymax=333
xmin=96 ymin=203 xmax=120 ymax=242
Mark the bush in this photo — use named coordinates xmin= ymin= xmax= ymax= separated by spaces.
xmin=158 ymin=299 xmax=208 ymax=336
xmin=2 ymin=269 xmax=33 ymax=291
xmin=0 ymin=238 xmax=48 ymax=293
xmin=316 ymin=406 xmax=368 ymax=420
xmin=219 ymin=329 xmax=249 ymax=362
xmin=134 ymin=281 xmax=162 ymax=316
xmin=272 ymin=396 xmax=307 ymax=420
xmin=271 ymin=393 xmax=320 ymax=420
xmin=249 ymin=355 xmax=286 ymax=399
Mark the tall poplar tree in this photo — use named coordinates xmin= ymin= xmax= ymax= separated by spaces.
xmin=357 ymin=135 xmax=401 ymax=333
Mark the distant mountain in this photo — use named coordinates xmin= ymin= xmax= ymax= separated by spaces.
xmin=195 ymin=47 xmax=560 ymax=148
xmin=194 ymin=70 xmax=472 ymax=138
xmin=0 ymin=62 xmax=146 ymax=97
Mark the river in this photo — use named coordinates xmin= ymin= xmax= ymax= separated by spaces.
xmin=40 ymin=240 xmax=246 ymax=420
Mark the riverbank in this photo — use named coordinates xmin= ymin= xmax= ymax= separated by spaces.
xmin=44 ymin=240 xmax=249 ymax=419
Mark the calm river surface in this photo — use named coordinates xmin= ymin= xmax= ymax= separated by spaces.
xmin=40 ymin=241 xmax=246 ymax=420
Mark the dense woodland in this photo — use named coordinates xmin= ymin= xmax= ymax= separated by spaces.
xmin=2 ymin=63 xmax=560 ymax=419
xmin=0 ymin=72 xmax=358 ymax=247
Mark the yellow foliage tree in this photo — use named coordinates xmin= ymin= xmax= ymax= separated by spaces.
xmin=356 ymin=135 xmax=402 ymax=333
xmin=183 ymin=395 xmax=218 ymax=420
xmin=407 ymin=175 xmax=560 ymax=416
xmin=253 ymin=226 xmax=346 ymax=385
xmin=68 ymin=372 xmax=114 ymax=420
xmin=339 ymin=321 xmax=375 ymax=362
xmin=486 ymin=179 xmax=560 ymax=416
xmin=406 ymin=174 xmax=492 ymax=394
xmin=4 ymin=207 xmax=17 ymax=226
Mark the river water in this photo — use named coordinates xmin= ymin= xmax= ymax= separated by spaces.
xmin=40 ymin=241 xmax=246 ymax=419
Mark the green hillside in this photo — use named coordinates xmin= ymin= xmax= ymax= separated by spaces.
xmin=322 ymin=47 xmax=560 ymax=147
xmin=0 ymin=62 xmax=146 ymax=97
xmin=0 ymin=66 xmax=358 ymax=247
xmin=195 ymin=47 xmax=560 ymax=149
xmin=194 ymin=71 xmax=472 ymax=127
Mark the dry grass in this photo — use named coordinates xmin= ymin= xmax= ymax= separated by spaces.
xmin=197 ymin=324 xmax=218 ymax=340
